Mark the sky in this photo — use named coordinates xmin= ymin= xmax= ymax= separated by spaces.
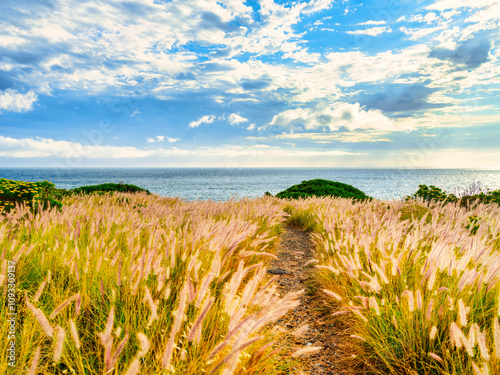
xmin=0 ymin=0 xmax=499 ymax=168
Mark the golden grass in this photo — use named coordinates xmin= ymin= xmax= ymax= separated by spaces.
xmin=290 ymin=197 xmax=500 ymax=374
xmin=4 ymin=190 xmax=499 ymax=374
xmin=0 ymin=193 xmax=299 ymax=374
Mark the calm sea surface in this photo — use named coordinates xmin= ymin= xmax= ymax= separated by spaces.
xmin=1 ymin=168 xmax=499 ymax=201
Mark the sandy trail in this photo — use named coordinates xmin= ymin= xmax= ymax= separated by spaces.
xmin=267 ymin=226 xmax=345 ymax=375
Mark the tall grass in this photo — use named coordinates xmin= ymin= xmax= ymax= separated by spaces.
xmin=290 ymin=197 xmax=500 ymax=374
xmin=0 ymin=193 xmax=299 ymax=374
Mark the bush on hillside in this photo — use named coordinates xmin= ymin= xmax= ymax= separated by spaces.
xmin=67 ymin=182 xmax=150 ymax=195
xmin=408 ymin=184 xmax=500 ymax=208
xmin=407 ymin=184 xmax=459 ymax=203
xmin=0 ymin=178 xmax=62 ymax=212
xmin=275 ymin=179 xmax=371 ymax=200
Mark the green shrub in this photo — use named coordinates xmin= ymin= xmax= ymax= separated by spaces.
xmin=408 ymin=184 xmax=500 ymax=208
xmin=276 ymin=179 xmax=370 ymax=201
xmin=0 ymin=178 xmax=62 ymax=212
xmin=407 ymin=184 xmax=459 ymax=203
xmin=458 ymin=189 xmax=500 ymax=208
xmin=67 ymin=182 xmax=150 ymax=195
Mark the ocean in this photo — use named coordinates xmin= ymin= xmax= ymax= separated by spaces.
xmin=1 ymin=168 xmax=499 ymax=201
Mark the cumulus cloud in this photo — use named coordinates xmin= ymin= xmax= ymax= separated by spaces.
xmin=0 ymin=0 xmax=337 ymax=98
xmin=0 ymin=89 xmax=38 ymax=113
xmin=189 ymin=115 xmax=216 ymax=128
xmin=269 ymin=102 xmax=396 ymax=132
xmin=228 ymin=113 xmax=248 ymax=125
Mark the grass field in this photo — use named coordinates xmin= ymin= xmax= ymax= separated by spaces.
xmin=2 ymin=188 xmax=500 ymax=374
xmin=288 ymin=197 xmax=500 ymax=375
xmin=0 ymin=193 xmax=300 ymax=374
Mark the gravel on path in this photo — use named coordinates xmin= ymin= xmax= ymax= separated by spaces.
xmin=267 ymin=226 xmax=348 ymax=375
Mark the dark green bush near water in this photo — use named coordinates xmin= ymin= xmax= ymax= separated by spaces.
xmin=67 ymin=182 xmax=150 ymax=195
xmin=275 ymin=179 xmax=371 ymax=200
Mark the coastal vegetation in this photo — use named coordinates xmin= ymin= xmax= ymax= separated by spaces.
xmin=0 ymin=178 xmax=63 ymax=212
xmin=0 ymin=191 xmax=298 ymax=374
xmin=275 ymin=179 xmax=371 ymax=201
xmin=409 ymin=184 xmax=500 ymax=207
xmin=67 ymin=183 xmax=151 ymax=196
xmin=1 ymin=178 xmax=499 ymax=374
xmin=288 ymin=196 xmax=500 ymax=375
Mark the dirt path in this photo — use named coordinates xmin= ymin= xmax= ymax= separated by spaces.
xmin=268 ymin=226 xmax=344 ymax=375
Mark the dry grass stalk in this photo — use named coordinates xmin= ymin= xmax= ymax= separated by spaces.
xmin=53 ymin=325 xmax=66 ymax=363
xmin=69 ymin=319 xmax=81 ymax=350
xmin=27 ymin=346 xmax=41 ymax=375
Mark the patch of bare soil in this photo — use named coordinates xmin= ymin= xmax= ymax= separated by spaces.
xmin=268 ymin=226 xmax=359 ymax=375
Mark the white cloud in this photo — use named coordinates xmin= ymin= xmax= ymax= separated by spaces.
xmin=0 ymin=0 xmax=337 ymax=97
xmin=400 ymin=25 xmax=446 ymax=41
xmin=426 ymin=0 xmax=498 ymax=11
xmin=397 ymin=13 xmax=439 ymax=24
xmin=0 ymin=136 xmax=153 ymax=158
xmin=247 ymin=123 xmax=256 ymax=130
xmin=0 ymin=90 xmax=38 ymax=113
xmin=357 ymin=20 xmax=386 ymax=25
xmin=147 ymin=135 xmax=180 ymax=143
xmin=189 ymin=114 xmax=216 ymax=128
xmin=0 ymin=135 xmax=364 ymax=159
xmin=147 ymin=135 xmax=165 ymax=143
xmin=346 ymin=26 xmax=392 ymax=36
xmin=130 ymin=108 xmax=141 ymax=117
xmin=269 ymin=102 xmax=396 ymax=132
xmin=228 ymin=113 xmax=248 ymax=125
xmin=275 ymin=131 xmax=392 ymax=143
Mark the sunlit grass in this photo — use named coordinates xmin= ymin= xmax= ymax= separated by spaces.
xmin=0 ymin=193 xmax=300 ymax=374
xmin=290 ymin=197 xmax=500 ymax=374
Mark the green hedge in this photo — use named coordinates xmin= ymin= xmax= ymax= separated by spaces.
xmin=275 ymin=179 xmax=371 ymax=200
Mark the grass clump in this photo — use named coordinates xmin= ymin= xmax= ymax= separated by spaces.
xmin=276 ymin=179 xmax=370 ymax=201
xmin=283 ymin=204 xmax=322 ymax=232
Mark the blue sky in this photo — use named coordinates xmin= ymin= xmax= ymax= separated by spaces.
xmin=0 ymin=0 xmax=499 ymax=168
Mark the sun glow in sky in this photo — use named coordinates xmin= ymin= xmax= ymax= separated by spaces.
xmin=0 ymin=0 xmax=499 ymax=168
